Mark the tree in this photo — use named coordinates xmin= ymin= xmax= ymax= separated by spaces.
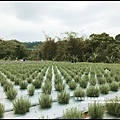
xmin=115 ymin=34 xmax=120 ymax=41
xmin=41 ymin=38 xmax=56 ymax=60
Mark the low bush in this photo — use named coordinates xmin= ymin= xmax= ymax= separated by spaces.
xmin=110 ymin=81 xmax=119 ymax=91
xmin=32 ymin=79 xmax=42 ymax=89
xmin=74 ymin=87 xmax=85 ymax=98
xmin=105 ymin=96 xmax=120 ymax=117
xmin=26 ymin=77 xmax=32 ymax=83
xmin=86 ymin=86 xmax=100 ymax=97
xmin=57 ymin=90 xmax=70 ymax=104
xmin=99 ymin=84 xmax=110 ymax=94
xmin=13 ymin=97 xmax=31 ymax=114
xmin=42 ymin=81 xmax=52 ymax=94
xmin=79 ymin=77 xmax=88 ymax=88
xmin=19 ymin=80 xmax=28 ymax=89
xmin=5 ymin=87 xmax=17 ymax=100
xmin=0 ymin=103 xmax=5 ymax=118
xmin=62 ymin=107 xmax=83 ymax=119
xmin=14 ymin=78 xmax=20 ymax=85
xmin=89 ymin=77 xmax=96 ymax=85
xmin=65 ymin=76 xmax=72 ymax=83
xmin=68 ymin=81 xmax=77 ymax=90
xmin=106 ymin=76 xmax=113 ymax=83
xmin=38 ymin=94 xmax=52 ymax=108
xmin=27 ymin=85 xmax=35 ymax=96
xmin=114 ymin=75 xmax=120 ymax=82
xmin=55 ymin=82 xmax=65 ymax=92
xmin=3 ymin=82 xmax=13 ymax=92
xmin=88 ymin=101 xmax=104 ymax=119
xmin=74 ymin=75 xmax=80 ymax=83
xmin=97 ymin=77 xmax=106 ymax=85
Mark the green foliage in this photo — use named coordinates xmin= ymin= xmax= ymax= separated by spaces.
xmin=86 ymin=86 xmax=100 ymax=97
xmin=5 ymin=87 xmax=17 ymax=100
xmin=65 ymin=76 xmax=72 ymax=83
xmin=97 ymin=77 xmax=106 ymax=85
xmin=38 ymin=94 xmax=52 ymax=108
xmin=114 ymin=75 xmax=120 ymax=82
xmin=74 ymin=75 xmax=80 ymax=83
xmin=42 ymin=81 xmax=52 ymax=94
xmin=32 ymin=79 xmax=42 ymax=89
xmin=13 ymin=97 xmax=31 ymax=114
xmin=19 ymin=80 xmax=28 ymax=89
xmin=68 ymin=80 xmax=77 ymax=90
xmin=79 ymin=77 xmax=88 ymax=88
xmin=74 ymin=87 xmax=85 ymax=98
xmin=3 ymin=82 xmax=13 ymax=92
xmin=0 ymin=31 xmax=120 ymax=63
xmin=55 ymin=82 xmax=65 ymax=92
xmin=119 ymin=82 xmax=120 ymax=88
xmin=26 ymin=77 xmax=32 ymax=83
xmin=88 ymin=101 xmax=104 ymax=119
xmin=62 ymin=107 xmax=83 ymax=119
xmin=89 ymin=77 xmax=96 ymax=85
xmin=57 ymin=90 xmax=70 ymax=104
xmin=0 ymin=78 xmax=7 ymax=86
xmin=14 ymin=78 xmax=20 ymax=85
xmin=106 ymin=75 xmax=113 ymax=83
xmin=99 ymin=84 xmax=110 ymax=94
xmin=0 ymin=103 xmax=5 ymax=118
xmin=110 ymin=81 xmax=119 ymax=91
xmin=27 ymin=85 xmax=35 ymax=96
xmin=105 ymin=96 xmax=120 ymax=117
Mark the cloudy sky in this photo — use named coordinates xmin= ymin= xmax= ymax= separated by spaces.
xmin=0 ymin=1 xmax=120 ymax=42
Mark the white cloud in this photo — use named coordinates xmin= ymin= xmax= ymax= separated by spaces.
xmin=0 ymin=1 xmax=120 ymax=42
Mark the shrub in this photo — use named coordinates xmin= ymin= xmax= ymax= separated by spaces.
xmin=96 ymin=73 xmax=103 ymax=78
xmin=74 ymin=87 xmax=85 ymax=98
xmin=74 ymin=75 xmax=80 ymax=83
xmin=54 ymin=76 xmax=62 ymax=84
xmin=114 ymin=75 xmax=120 ymax=82
xmin=13 ymin=97 xmax=31 ymax=114
xmin=0 ymin=103 xmax=5 ymax=118
xmin=65 ymin=76 xmax=72 ymax=83
xmin=119 ymin=82 xmax=120 ymax=88
xmin=86 ymin=86 xmax=100 ymax=97
xmin=68 ymin=81 xmax=77 ymax=90
xmin=99 ymin=84 xmax=110 ymax=94
xmin=0 ymin=78 xmax=7 ymax=86
xmin=110 ymin=81 xmax=119 ymax=91
xmin=88 ymin=101 xmax=104 ymax=119
xmin=57 ymin=90 xmax=70 ymax=104
xmin=89 ymin=77 xmax=96 ymax=85
xmin=38 ymin=94 xmax=52 ymax=108
xmin=14 ymin=78 xmax=20 ymax=85
xmin=19 ymin=80 xmax=28 ymax=89
xmin=5 ymin=87 xmax=17 ymax=100
xmin=105 ymin=96 xmax=120 ymax=117
xmin=106 ymin=76 xmax=113 ymax=83
xmin=26 ymin=77 xmax=32 ymax=83
xmin=32 ymin=79 xmax=42 ymax=89
xmin=27 ymin=85 xmax=35 ymax=96
xmin=62 ymin=107 xmax=83 ymax=119
xmin=55 ymin=82 xmax=65 ymax=92
xmin=3 ymin=82 xmax=13 ymax=92
xmin=79 ymin=77 xmax=88 ymax=88
xmin=42 ymin=81 xmax=52 ymax=94
xmin=97 ymin=77 xmax=106 ymax=85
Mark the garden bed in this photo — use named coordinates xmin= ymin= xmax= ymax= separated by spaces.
xmin=0 ymin=61 xmax=120 ymax=119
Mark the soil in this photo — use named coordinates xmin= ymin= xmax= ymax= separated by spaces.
xmin=83 ymin=112 xmax=89 ymax=118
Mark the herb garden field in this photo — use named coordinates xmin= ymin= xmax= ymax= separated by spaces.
xmin=0 ymin=60 xmax=120 ymax=119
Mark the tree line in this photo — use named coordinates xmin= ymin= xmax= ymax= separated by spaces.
xmin=0 ymin=32 xmax=120 ymax=63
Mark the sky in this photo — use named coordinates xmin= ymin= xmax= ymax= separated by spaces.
xmin=0 ymin=1 xmax=120 ymax=42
